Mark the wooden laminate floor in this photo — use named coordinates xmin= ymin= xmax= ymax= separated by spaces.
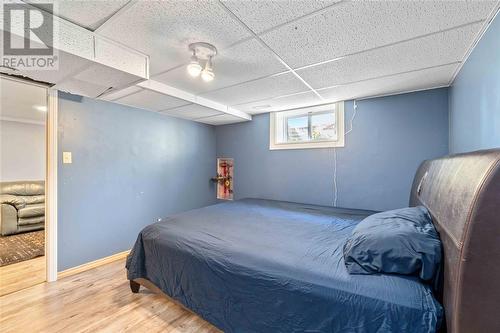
xmin=0 ymin=256 xmax=45 ymax=296
xmin=0 ymin=258 xmax=221 ymax=333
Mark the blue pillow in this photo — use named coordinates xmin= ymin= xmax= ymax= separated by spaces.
xmin=343 ymin=206 xmax=441 ymax=281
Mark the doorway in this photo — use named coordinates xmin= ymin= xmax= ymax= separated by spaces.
xmin=0 ymin=75 xmax=49 ymax=295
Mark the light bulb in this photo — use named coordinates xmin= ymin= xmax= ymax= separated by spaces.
xmin=201 ymin=69 xmax=214 ymax=82
xmin=187 ymin=62 xmax=202 ymax=77
xmin=33 ymin=105 xmax=47 ymax=112
xmin=201 ymin=56 xmax=214 ymax=82
xmin=187 ymin=55 xmax=202 ymax=77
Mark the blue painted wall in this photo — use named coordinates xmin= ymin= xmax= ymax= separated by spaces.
xmin=216 ymin=88 xmax=449 ymax=211
xmin=449 ymin=14 xmax=500 ymax=153
xmin=58 ymin=88 xmax=450 ymax=269
xmin=58 ymin=93 xmax=216 ymax=270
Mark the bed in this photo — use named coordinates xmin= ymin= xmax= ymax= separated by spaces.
xmin=127 ymin=149 xmax=500 ymax=333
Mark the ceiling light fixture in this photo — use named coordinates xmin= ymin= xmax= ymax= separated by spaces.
xmin=187 ymin=42 xmax=217 ymax=82
xmin=201 ymin=56 xmax=214 ymax=82
xmin=187 ymin=51 xmax=202 ymax=77
xmin=33 ymin=105 xmax=47 ymax=112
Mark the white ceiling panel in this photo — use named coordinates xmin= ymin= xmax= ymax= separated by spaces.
xmin=55 ymin=77 xmax=109 ymax=99
xmin=99 ymin=85 xmax=142 ymax=102
xmin=73 ymin=63 xmax=143 ymax=91
xmin=200 ymin=72 xmax=306 ymax=106
xmin=5 ymin=51 xmax=91 ymax=86
xmin=94 ymin=37 xmax=148 ymax=78
xmin=236 ymin=91 xmax=323 ymax=115
xmin=28 ymin=0 xmax=129 ymax=31
xmin=161 ymin=104 xmax=223 ymax=120
xmin=153 ymin=38 xmax=288 ymax=94
xmin=24 ymin=0 xmax=496 ymax=123
xmin=196 ymin=114 xmax=249 ymax=126
xmin=297 ymin=23 xmax=481 ymax=89
xmin=261 ymin=0 xmax=497 ymax=68
xmin=114 ymin=89 xmax=190 ymax=112
xmin=318 ymin=63 xmax=459 ymax=102
xmin=97 ymin=1 xmax=252 ymax=75
xmin=221 ymin=0 xmax=341 ymax=34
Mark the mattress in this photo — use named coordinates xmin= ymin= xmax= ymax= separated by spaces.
xmin=127 ymin=198 xmax=442 ymax=333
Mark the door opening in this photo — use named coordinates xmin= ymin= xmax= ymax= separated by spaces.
xmin=0 ymin=75 xmax=57 ymax=295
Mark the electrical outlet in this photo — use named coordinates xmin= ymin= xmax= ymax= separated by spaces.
xmin=63 ymin=152 xmax=72 ymax=164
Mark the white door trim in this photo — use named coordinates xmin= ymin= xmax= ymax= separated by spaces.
xmin=1 ymin=74 xmax=58 ymax=281
xmin=46 ymin=88 xmax=58 ymax=282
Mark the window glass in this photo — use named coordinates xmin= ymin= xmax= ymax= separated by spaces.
xmin=311 ymin=112 xmax=336 ymax=141
xmin=270 ymin=102 xmax=344 ymax=150
xmin=286 ymin=116 xmax=308 ymax=142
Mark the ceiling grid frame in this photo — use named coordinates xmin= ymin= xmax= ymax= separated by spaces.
xmin=148 ymin=0 xmax=348 ymax=80
xmin=196 ymin=8 xmax=494 ymax=108
xmin=45 ymin=0 xmax=500 ymax=122
xmin=194 ymin=19 xmax=483 ymax=100
xmin=292 ymin=20 xmax=485 ymax=72
xmin=314 ymin=62 xmax=461 ymax=93
xmin=93 ymin=0 xmax=138 ymax=34
xmin=448 ymin=2 xmax=500 ymax=85
xmin=217 ymin=0 xmax=325 ymax=101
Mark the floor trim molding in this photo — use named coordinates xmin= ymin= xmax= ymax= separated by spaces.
xmin=58 ymin=250 xmax=130 ymax=279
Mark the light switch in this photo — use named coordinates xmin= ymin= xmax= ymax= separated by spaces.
xmin=63 ymin=152 xmax=72 ymax=164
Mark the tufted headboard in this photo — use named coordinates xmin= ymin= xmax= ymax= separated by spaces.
xmin=409 ymin=149 xmax=500 ymax=333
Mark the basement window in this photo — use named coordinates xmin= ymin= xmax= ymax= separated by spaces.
xmin=269 ymin=102 xmax=344 ymax=150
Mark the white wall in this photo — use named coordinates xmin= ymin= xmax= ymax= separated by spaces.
xmin=0 ymin=120 xmax=45 ymax=182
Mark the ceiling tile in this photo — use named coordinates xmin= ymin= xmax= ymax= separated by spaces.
xmin=262 ymin=1 xmax=497 ymax=68
xmin=73 ymin=63 xmax=141 ymax=90
xmin=153 ymin=38 xmax=288 ymax=94
xmin=317 ymin=63 xmax=458 ymax=102
xmin=196 ymin=114 xmax=249 ymax=126
xmin=29 ymin=0 xmax=129 ymax=31
xmin=221 ymin=0 xmax=341 ymax=33
xmin=114 ymin=89 xmax=190 ymax=112
xmin=236 ymin=91 xmax=323 ymax=115
xmin=55 ymin=77 xmax=109 ymax=98
xmin=97 ymin=1 xmax=252 ymax=75
xmin=8 ymin=50 xmax=91 ymax=86
xmin=200 ymin=72 xmax=307 ymax=106
xmin=297 ymin=23 xmax=481 ymax=89
xmin=161 ymin=104 xmax=222 ymax=120
xmin=99 ymin=85 xmax=142 ymax=102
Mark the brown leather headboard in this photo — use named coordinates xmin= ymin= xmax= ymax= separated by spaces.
xmin=409 ymin=149 xmax=500 ymax=333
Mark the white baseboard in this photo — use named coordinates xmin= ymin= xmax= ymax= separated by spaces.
xmin=57 ymin=250 xmax=130 ymax=279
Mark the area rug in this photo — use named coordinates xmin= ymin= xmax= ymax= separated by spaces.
xmin=0 ymin=231 xmax=44 ymax=267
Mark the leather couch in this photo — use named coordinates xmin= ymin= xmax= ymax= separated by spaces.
xmin=0 ymin=181 xmax=45 ymax=236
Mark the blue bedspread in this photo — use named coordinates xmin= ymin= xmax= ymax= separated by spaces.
xmin=126 ymin=199 xmax=442 ymax=333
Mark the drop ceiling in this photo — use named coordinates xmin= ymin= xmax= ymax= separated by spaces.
xmin=29 ymin=0 xmax=500 ymax=124
xmin=1 ymin=1 xmax=149 ymax=99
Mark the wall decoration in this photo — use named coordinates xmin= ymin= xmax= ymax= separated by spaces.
xmin=211 ymin=158 xmax=233 ymax=200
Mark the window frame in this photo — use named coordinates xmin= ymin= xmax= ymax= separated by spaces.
xmin=269 ymin=102 xmax=345 ymax=150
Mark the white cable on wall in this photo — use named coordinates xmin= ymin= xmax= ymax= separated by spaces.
xmin=345 ymin=100 xmax=358 ymax=135
xmin=333 ymin=100 xmax=358 ymax=207
xmin=333 ymin=147 xmax=338 ymax=207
